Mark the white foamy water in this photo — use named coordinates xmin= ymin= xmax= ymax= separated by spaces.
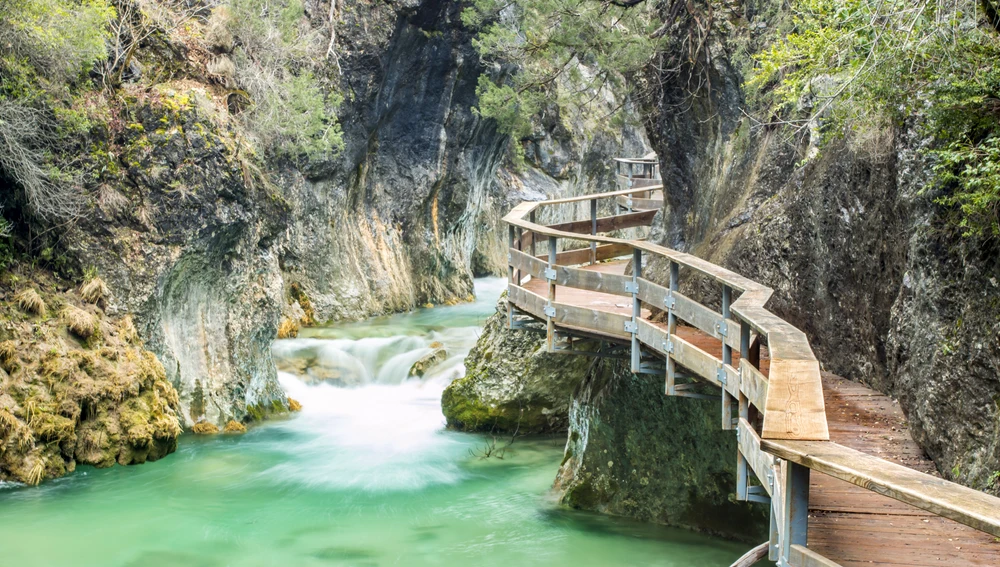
xmin=263 ymin=278 xmax=505 ymax=491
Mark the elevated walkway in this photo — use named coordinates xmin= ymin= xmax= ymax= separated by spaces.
xmin=502 ymin=160 xmax=1000 ymax=566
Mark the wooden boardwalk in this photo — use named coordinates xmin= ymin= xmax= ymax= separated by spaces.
xmin=521 ymin=260 xmax=1000 ymax=566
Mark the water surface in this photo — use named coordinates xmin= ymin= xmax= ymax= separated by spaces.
xmin=0 ymin=278 xmax=746 ymax=566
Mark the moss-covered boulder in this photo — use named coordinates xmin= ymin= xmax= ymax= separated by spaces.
xmin=553 ymin=357 xmax=769 ymax=543
xmin=0 ymin=270 xmax=182 ymax=485
xmin=441 ymin=296 xmax=594 ymax=433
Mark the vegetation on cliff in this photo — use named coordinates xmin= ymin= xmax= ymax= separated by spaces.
xmin=0 ymin=268 xmax=182 ymax=485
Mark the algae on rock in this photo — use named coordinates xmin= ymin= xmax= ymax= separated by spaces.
xmin=441 ymin=296 xmax=594 ymax=433
xmin=553 ymin=357 xmax=769 ymax=543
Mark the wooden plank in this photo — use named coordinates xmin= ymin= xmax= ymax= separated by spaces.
xmin=507 ymin=284 xmax=547 ymax=320
xmin=552 ymin=242 xmax=633 ymax=266
xmin=509 ymin=248 xmax=546 ymax=281
xmin=738 ymin=418 xmax=776 ymax=497
xmin=550 ymin=301 xmax=631 ymax=340
xmin=761 ymin=439 xmax=1000 ymax=539
xmin=635 ymin=318 xmax=668 ymax=356
xmin=671 ymin=333 xmax=722 ymax=387
xmin=552 ymin=264 xmax=634 ymax=298
xmin=789 ymin=545 xmax=844 ymax=567
xmin=544 ymin=209 xmax=657 ymax=236
xmin=763 ymin=359 xmax=830 ymax=441
xmin=739 ymin=359 xmax=769 ymax=414
xmin=615 ymin=195 xmax=664 ymax=210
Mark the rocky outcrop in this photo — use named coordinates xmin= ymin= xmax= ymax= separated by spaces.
xmin=0 ymin=271 xmax=182 ymax=485
xmin=638 ymin=5 xmax=1000 ymax=492
xmin=441 ymin=297 xmax=594 ymax=433
xmin=62 ymin=84 xmax=290 ymax=428
xmin=553 ymin=358 xmax=769 ymax=542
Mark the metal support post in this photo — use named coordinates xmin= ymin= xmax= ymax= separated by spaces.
xmin=665 ymin=261 xmax=679 ymax=395
xmin=590 ymin=198 xmax=597 ymax=265
xmin=630 ymin=248 xmax=642 ymax=373
xmin=546 ymin=236 xmax=557 ymax=352
xmin=721 ymin=285 xmax=733 ymax=429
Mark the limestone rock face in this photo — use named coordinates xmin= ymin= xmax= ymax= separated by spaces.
xmin=553 ymin=358 xmax=769 ymax=543
xmin=442 ymin=297 xmax=594 ymax=433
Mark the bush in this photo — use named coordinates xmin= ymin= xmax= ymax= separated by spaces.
xmin=0 ymin=0 xmax=114 ymax=83
xmin=225 ymin=0 xmax=344 ymax=159
xmin=0 ymin=99 xmax=84 ymax=221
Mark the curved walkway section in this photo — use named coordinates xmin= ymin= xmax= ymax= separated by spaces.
xmin=502 ymin=166 xmax=1000 ymax=566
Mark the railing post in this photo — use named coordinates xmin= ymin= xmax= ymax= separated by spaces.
xmin=529 ymin=211 xmax=537 ymax=258
xmin=721 ymin=285 xmax=733 ymax=430
xmin=665 ymin=261 xmax=679 ymax=395
xmin=515 ymin=227 xmax=523 ymax=285
xmin=507 ymin=224 xmax=515 ymax=329
xmin=630 ymin=248 xmax=642 ymax=373
xmin=546 ymin=235 xmax=557 ymax=352
xmin=780 ymin=461 xmax=810 ymax=565
xmin=590 ymin=198 xmax=597 ymax=265
xmin=737 ymin=320 xmax=751 ymax=500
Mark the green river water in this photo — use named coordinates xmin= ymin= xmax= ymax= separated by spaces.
xmin=0 ymin=278 xmax=746 ymax=566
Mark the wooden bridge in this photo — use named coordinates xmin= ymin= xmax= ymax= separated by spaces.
xmin=503 ymin=157 xmax=1000 ymax=566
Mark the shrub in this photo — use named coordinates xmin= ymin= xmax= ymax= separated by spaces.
xmin=0 ymin=0 xmax=115 ymax=83
xmin=223 ymin=420 xmax=246 ymax=433
xmin=225 ymin=0 xmax=344 ymax=159
xmin=287 ymin=397 xmax=302 ymax=411
xmin=0 ymin=99 xmax=83 ymax=221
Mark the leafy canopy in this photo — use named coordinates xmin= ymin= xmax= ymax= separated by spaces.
xmin=463 ymin=0 xmax=664 ymax=146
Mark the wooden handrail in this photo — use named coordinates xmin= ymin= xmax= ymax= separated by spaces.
xmin=502 ymin=157 xmax=1000 ymax=566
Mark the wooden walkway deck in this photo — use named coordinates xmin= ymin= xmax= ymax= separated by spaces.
xmin=523 ymin=261 xmax=1000 ymax=566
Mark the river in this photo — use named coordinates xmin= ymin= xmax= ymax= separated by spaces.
xmin=0 ymin=278 xmax=746 ymax=566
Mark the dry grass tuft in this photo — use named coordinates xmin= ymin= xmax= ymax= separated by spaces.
xmin=15 ymin=288 xmax=46 ymax=317
xmin=191 ymin=420 xmax=219 ymax=435
xmin=26 ymin=459 xmax=45 ymax=486
xmin=80 ymin=277 xmax=109 ymax=306
xmin=63 ymin=305 xmax=97 ymax=339
xmin=118 ymin=315 xmax=139 ymax=344
xmin=287 ymin=397 xmax=302 ymax=412
xmin=223 ymin=420 xmax=246 ymax=433
xmin=276 ymin=317 xmax=299 ymax=339
xmin=0 ymin=340 xmax=16 ymax=368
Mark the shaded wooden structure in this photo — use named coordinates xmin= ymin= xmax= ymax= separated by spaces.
xmin=503 ymin=160 xmax=1000 ymax=566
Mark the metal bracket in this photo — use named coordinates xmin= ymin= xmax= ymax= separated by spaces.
xmin=624 ymin=281 xmax=639 ymax=294
xmin=661 ymin=340 xmax=674 ymax=354
xmin=544 ymin=268 xmax=557 ymax=281
xmin=543 ymin=305 xmax=556 ymax=318
xmin=624 ymin=321 xmax=637 ymax=334
xmin=716 ymin=319 xmax=728 ymax=337
xmin=717 ymin=366 xmax=727 ymax=385
xmin=747 ymin=485 xmax=771 ymax=504
xmin=664 ymin=294 xmax=676 ymax=310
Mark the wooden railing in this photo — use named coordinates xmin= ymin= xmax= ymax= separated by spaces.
xmin=502 ymin=164 xmax=1000 ymax=566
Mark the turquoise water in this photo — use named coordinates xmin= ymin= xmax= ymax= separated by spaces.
xmin=0 ymin=279 xmax=746 ymax=566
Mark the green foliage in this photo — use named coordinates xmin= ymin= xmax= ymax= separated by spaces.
xmin=749 ymin=0 xmax=1000 ymax=238
xmin=463 ymin=0 xmax=663 ymax=150
xmin=226 ymin=0 xmax=344 ymax=159
xmin=0 ymin=0 xmax=115 ymax=83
